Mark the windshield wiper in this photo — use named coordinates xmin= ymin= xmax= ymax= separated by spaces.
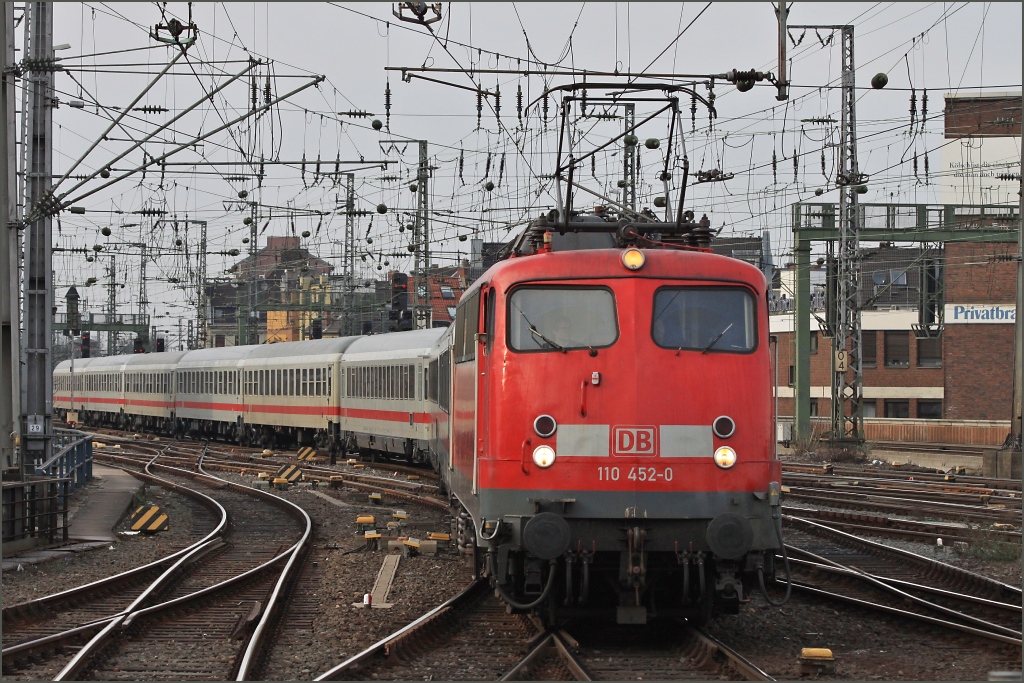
xmin=528 ymin=325 xmax=569 ymax=352
xmin=513 ymin=303 xmax=566 ymax=352
xmin=702 ymin=322 xmax=734 ymax=354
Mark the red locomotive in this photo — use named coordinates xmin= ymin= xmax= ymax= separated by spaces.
xmin=428 ymin=212 xmax=784 ymax=624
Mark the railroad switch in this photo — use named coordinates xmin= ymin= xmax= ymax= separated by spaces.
xmin=356 ymin=515 xmax=376 ymax=533
xmin=799 ymin=648 xmax=835 ymax=676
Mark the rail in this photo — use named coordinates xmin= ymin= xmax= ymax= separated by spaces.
xmin=35 ymin=428 xmax=93 ymax=492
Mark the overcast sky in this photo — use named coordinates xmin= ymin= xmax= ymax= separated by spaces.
xmin=32 ymin=2 xmax=1022 ymax=336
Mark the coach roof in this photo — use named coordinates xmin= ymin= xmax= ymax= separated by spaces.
xmin=343 ymin=328 xmax=446 ymax=362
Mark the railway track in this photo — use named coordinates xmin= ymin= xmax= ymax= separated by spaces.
xmin=503 ymin=624 xmax=772 ymax=681
xmin=782 ymin=505 xmax=1021 ymax=545
xmin=781 ymin=516 xmax=1022 ymax=648
xmin=3 ymin=443 xmax=312 ymax=681
xmin=781 ymin=482 xmax=1021 ymax=526
xmin=315 ymin=580 xmax=539 ymax=681
xmin=782 ymin=460 xmax=1023 ymax=493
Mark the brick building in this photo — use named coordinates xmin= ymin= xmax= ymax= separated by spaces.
xmin=771 ymin=239 xmax=1017 ymax=422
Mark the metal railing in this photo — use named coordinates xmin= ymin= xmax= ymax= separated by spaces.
xmin=35 ymin=428 xmax=93 ymax=493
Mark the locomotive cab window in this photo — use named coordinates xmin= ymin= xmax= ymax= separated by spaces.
xmin=507 ymin=286 xmax=618 ymax=352
xmin=652 ymin=287 xmax=757 ymax=353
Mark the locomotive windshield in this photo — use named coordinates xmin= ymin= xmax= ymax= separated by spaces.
xmin=508 ymin=286 xmax=618 ymax=352
xmin=652 ymin=287 xmax=757 ymax=353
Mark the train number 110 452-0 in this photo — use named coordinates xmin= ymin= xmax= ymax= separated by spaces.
xmin=597 ymin=466 xmax=673 ymax=482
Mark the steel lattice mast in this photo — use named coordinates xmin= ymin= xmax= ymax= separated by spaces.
xmin=832 ymin=24 xmax=865 ymax=442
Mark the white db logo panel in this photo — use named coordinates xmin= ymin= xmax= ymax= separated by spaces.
xmin=612 ymin=426 xmax=658 ymax=457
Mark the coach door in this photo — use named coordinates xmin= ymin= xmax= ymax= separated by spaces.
xmin=452 ymin=288 xmax=481 ymax=494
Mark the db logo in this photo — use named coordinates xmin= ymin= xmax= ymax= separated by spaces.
xmin=612 ymin=426 xmax=658 ymax=456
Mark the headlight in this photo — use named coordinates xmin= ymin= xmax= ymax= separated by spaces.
xmin=621 ymin=248 xmax=645 ymax=271
xmin=534 ymin=414 xmax=557 ymax=438
xmin=532 ymin=445 xmax=556 ymax=468
xmin=714 ymin=446 xmax=737 ymax=469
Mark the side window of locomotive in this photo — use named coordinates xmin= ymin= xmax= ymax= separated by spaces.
xmin=484 ymin=288 xmax=496 ymax=354
xmin=651 ymin=287 xmax=757 ymax=353
xmin=507 ymin=286 xmax=618 ymax=352
xmin=454 ymin=290 xmax=480 ymax=363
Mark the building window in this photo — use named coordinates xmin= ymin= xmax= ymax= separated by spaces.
xmin=918 ymin=400 xmax=942 ymax=419
xmin=884 ymin=331 xmax=910 ymax=368
xmin=862 ymin=400 xmax=877 ymax=418
xmin=809 ymin=331 xmax=819 ymax=355
xmin=917 ymin=336 xmax=942 ymax=368
xmin=788 ymin=365 xmax=794 ymax=386
xmin=808 ymin=399 xmax=819 ymax=416
xmin=861 ymin=331 xmax=877 ymax=367
xmin=885 ymin=400 xmax=910 ymax=418
xmin=440 ymin=285 xmax=456 ymax=299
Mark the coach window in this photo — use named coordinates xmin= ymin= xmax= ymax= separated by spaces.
xmin=299 ymin=368 xmax=305 ymax=396
xmin=652 ymin=287 xmax=755 ymax=353
xmin=315 ymin=368 xmax=322 ymax=396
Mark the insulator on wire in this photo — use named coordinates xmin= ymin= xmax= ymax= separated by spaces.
xmin=301 ymin=153 xmax=307 ymax=188
xmin=251 ymin=76 xmax=258 ymax=111
xmin=591 ymin=155 xmax=596 ymax=178
xmin=821 ymin=150 xmax=827 ymax=178
xmin=499 ymin=153 xmax=506 ymax=185
xmin=264 ymin=73 xmax=272 ymax=105
xmin=793 ymin=150 xmax=799 ymax=183
xmin=913 ymin=151 xmax=919 ymax=181
xmin=458 ymin=149 xmax=465 ymax=186
xmin=920 ymin=89 xmax=928 ymax=130
xmin=772 ymin=150 xmax=778 ymax=183
xmin=691 ymin=92 xmax=698 ymax=132
xmin=542 ymin=92 xmax=549 ymax=122
xmin=384 ymin=81 xmax=392 ymax=130
xmin=494 ymin=84 xmax=501 ymax=122
xmin=924 ymin=154 xmax=929 ymax=184
xmin=517 ymin=83 xmax=523 ymax=124
xmin=335 ymin=154 xmax=340 ymax=176
xmin=476 ymin=88 xmax=483 ymax=128
xmin=909 ymin=87 xmax=917 ymax=129
xmin=484 ymin=152 xmax=492 ymax=179
xmin=315 ymin=154 xmax=322 ymax=185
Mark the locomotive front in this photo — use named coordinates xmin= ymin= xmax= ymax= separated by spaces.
xmin=458 ymin=244 xmax=783 ymax=624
